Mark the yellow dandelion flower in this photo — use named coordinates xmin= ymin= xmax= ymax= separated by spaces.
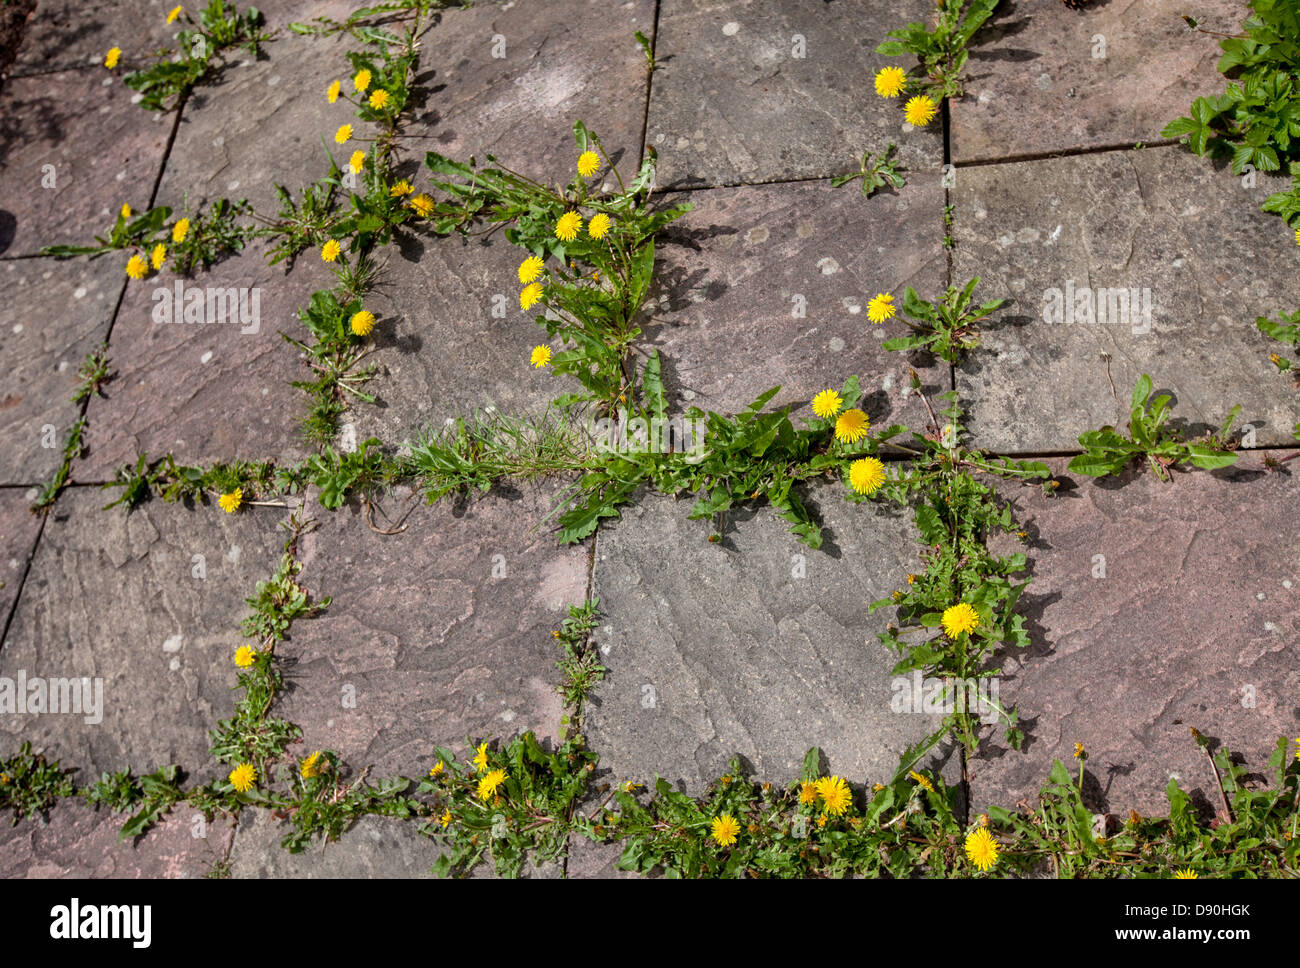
xmin=327 ymin=79 xmax=341 ymax=103
xmin=1174 ymin=868 xmax=1198 ymax=879
xmin=978 ymin=813 xmax=989 ymax=827
xmin=368 ymin=89 xmax=389 ymax=110
xmin=867 ymin=291 xmax=895 ymax=323
xmin=710 ymin=814 xmax=740 ymax=847
xmin=334 ymin=124 xmax=352 ymax=144
xmin=348 ymin=150 xmax=365 ymax=174
xmin=105 ymin=47 xmax=121 ymax=69
xmin=904 ymin=94 xmax=938 ymax=127
xmin=321 ymin=239 xmax=341 ymax=262
xmin=623 ymin=781 xmax=640 ymax=793
xmin=520 ymin=282 xmax=544 ymax=311
xmin=577 ymin=151 xmax=600 ymax=177
xmin=518 ymin=256 xmax=544 ymax=284
xmin=125 ymin=254 xmax=147 ymax=279
xmin=150 ymin=244 xmax=166 ymax=270
xmin=233 ymin=645 xmax=257 ymax=668
xmin=228 ymin=763 xmax=257 ymax=793
xmin=874 ymin=66 xmax=908 ymax=98
xmin=389 ymin=179 xmax=413 ymax=197
xmin=167 ymin=6 xmax=183 ymax=24
xmin=816 ymin=814 xmax=828 ymax=828
xmin=816 ymin=775 xmax=852 ymax=816
xmin=218 ymin=488 xmax=242 ymax=513
xmin=1295 ymin=227 xmax=1300 ymax=247
xmin=555 ymin=211 xmax=582 ymax=242
xmin=473 ymin=741 xmax=489 ymax=774
xmin=120 ymin=203 xmax=132 ymax=219
xmin=588 ymin=212 xmax=611 ymax=239
xmin=907 ymin=574 xmax=917 ymax=585
xmin=848 ymin=456 xmax=886 ymax=496
xmin=1073 ymin=742 xmax=1086 ymax=760
xmin=353 ymin=69 xmax=371 ymax=93
xmin=439 ymin=809 xmax=453 ymax=828
xmin=834 ymin=408 xmax=870 ymax=444
xmin=530 ymin=345 xmax=552 ymax=369
xmin=812 ymin=389 xmax=843 ymax=419
xmin=172 ymin=218 xmax=190 ymax=243
xmin=350 ymin=309 xmax=376 ymax=336
xmin=408 ymin=193 xmax=435 ymax=217
xmin=1292 ymin=736 xmax=1300 ymax=762
xmin=799 ymin=781 xmax=818 ymax=805
xmin=941 ymin=602 xmax=979 ymax=639
xmin=477 ymin=768 xmax=507 ymax=800
xmin=909 ymin=770 xmax=935 ymax=793
xmin=301 ymin=751 xmax=324 ymax=779
xmin=964 ymin=827 xmax=999 ymax=872
xmin=429 ymin=760 xmax=445 ymax=777
xmin=0 ymin=773 xmax=9 ymax=785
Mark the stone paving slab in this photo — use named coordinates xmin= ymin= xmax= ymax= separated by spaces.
xmin=401 ymin=0 xmax=654 ymax=184
xmin=951 ymin=0 xmax=1242 ymax=163
xmin=8 ymin=0 xmax=179 ymax=79
xmin=952 ymin=146 xmax=1300 ymax=453
xmin=0 ymin=489 xmax=43 ymax=623
xmin=647 ymin=176 xmax=947 ymax=426
xmin=272 ymin=482 xmax=587 ymax=780
xmin=0 ymin=66 xmax=172 ymax=258
xmin=79 ymin=238 xmax=316 ymax=480
xmin=970 ymin=455 xmax=1300 ymax=816
xmin=0 ymin=487 xmax=291 ymax=780
xmin=0 ymin=801 xmax=235 ymax=878
xmin=585 ymin=484 xmax=959 ymax=795
xmin=647 ymin=0 xmax=942 ymax=188
xmin=563 ymin=832 xmax=636 ymax=879
xmin=348 ymin=228 xmax=569 ymax=445
xmin=0 ymin=256 xmax=122 ymax=485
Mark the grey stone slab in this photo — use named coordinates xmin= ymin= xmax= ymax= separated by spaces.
xmin=646 ymin=176 xmax=947 ymax=426
xmin=79 ymin=238 xmax=315 ymax=480
xmin=585 ymin=484 xmax=959 ymax=795
xmin=563 ymin=833 xmax=636 ymax=879
xmin=0 ymin=67 xmax=172 ymax=258
xmin=8 ymin=0 xmax=179 ymax=79
xmin=952 ymin=147 xmax=1300 ymax=453
xmin=272 ymin=482 xmax=587 ymax=780
xmin=227 ymin=810 xmax=436 ymax=878
xmin=0 ymin=489 xmax=43 ymax=622
xmin=401 ymin=0 xmax=654 ymax=184
xmin=0 ymin=801 xmax=235 ymax=878
xmin=951 ymin=0 xmax=1243 ymax=162
xmin=0 ymin=486 xmax=291 ymax=780
xmin=153 ymin=8 xmax=360 ymax=220
xmin=970 ymin=455 xmax=1300 ymax=817
xmin=347 ymin=229 xmax=573 ymax=445
xmin=0 ymin=257 xmax=121 ymax=484
xmin=646 ymin=0 xmax=942 ymax=188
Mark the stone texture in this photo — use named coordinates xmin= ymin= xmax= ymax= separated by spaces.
xmin=79 ymin=238 xmax=316 ymax=480
xmin=0 ymin=801 xmax=235 ymax=878
xmin=0 ymin=256 xmax=122 ymax=484
xmin=646 ymin=176 xmax=948 ymax=426
xmin=586 ymin=485 xmax=958 ymax=795
xmin=646 ymin=0 xmax=942 ymax=188
xmin=952 ymin=146 xmax=1300 ymax=453
xmin=0 ymin=67 xmax=172 ymax=258
xmin=272 ymin=482 xmax=588 ymax=780
xmin=226 ymin=811 xmax=435 ymax=878
xmin=951 ymin=0 xmax=1243 ymax=162
xmin=8 ymin=0 xmax=178 ymax=79
xmin=563 ymin=832 xmax=636 ymax=879
xmin=0 ymin=489 xmax=43 ymax=624
xmin=0 ymin=487 xmax=292 ymax=780
xmin=402 ymin=0 xmax=654 ymax=184
xmin=970 ymin=455 xmax=1300 ymax=816
xmin=348 ymin=228 xmax=571 ymax=445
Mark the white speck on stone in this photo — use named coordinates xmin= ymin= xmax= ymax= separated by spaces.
xmin=73 ymin=286 xmax=86 ymax=299
xmin=1256 ymin=592 xmax=1266 ymax=600
xmin=874 ymin=328 xmax=885 ymax=338
xmin=213 ymin=136 xmax=224 ymax=148
xmin=500 ymin=709 xmax=516 ymax=723
xmin=1264 ymin=621 xmax=1279 ymax=634
xmin=1015 ymin=227 xmax=1040 ymax=244
xmin=168 ymin=658 xmax=181 ymax=671
xmin=882 ymin=373 xmax=894 ymax=391
xmin=842 ymin=298 xmax=861 ymax=314
xmin=683 ymin=389 xmax=696 ymax=401
xmin=978 ymin=90 xmax=994 ymax=104
xmin=102 ymin=77 xmax=114 ymax=87
xmin=816 ymin=257 xmax=840 ymax=275
xmin=115 ymin=170 xmax=127 ymax=181
xmin=130 ymin=93 xmax=143 ymax=104
xmin=828 ymin=337 xmax=845 ymax=353
xmin=338 ymin=423 xmax=358 ymax=453
xmin=226 ymin=545 xmax=241 ymax=564
xmin=268 ymin=75 xmax=281 ymax=86
xmin=1035 ymin=73 xmax=1053 ymax=90
xmin=12 ymin=324 xmax=21 ymax=334
xmin=722 ymin=21 xmax=740 ymax=36
xmin=1048 ymin=224 xmax=1062 ymax=242
xmin=1283 ymin=579 xmax=1293 ymax=589
xmin=260 ymin=387 xmax=269 ymax=396
xmin=200 ymin=350 xmax=213 ymax=364
xmin=162 ymin=634 xmax=183 ymax=653
xmin=227 ymin=181 xmax=240 ymax=191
